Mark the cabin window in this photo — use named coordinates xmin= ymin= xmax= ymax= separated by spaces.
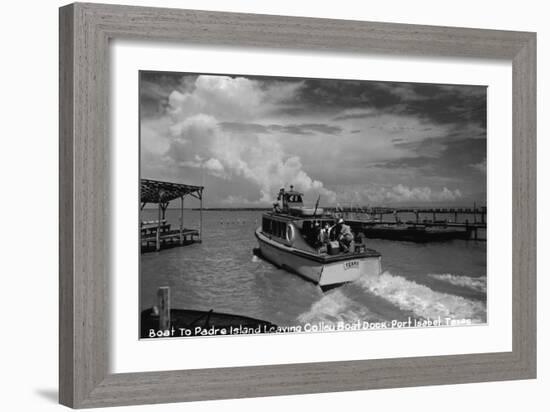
xmin=273 ymin=220 xmax=286 ymax=238
xmin=287 ymin=194 xmax=303 ymax=203
xmin=262 ymin=217 xmax=272 ymax=234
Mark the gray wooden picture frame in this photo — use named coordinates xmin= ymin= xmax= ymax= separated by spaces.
xmin=59 ymin=2 xmax=536 ymax=408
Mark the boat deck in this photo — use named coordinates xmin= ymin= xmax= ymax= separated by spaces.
xmin=255 ymin=228 xmax=380 ymax=263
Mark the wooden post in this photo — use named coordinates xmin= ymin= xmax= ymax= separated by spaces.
xmin=161 ymin=202 xmax=168 ymax=221
xmin=454 ymin=211 xmax=458 ymax=223
xmin=415 ymin=211 xmax=419 ymax=224
xmin=180 ymin=196 xmax=184 ymax=245
xmin=432 ymin=211 xmax=436 ymax=222
xmin=157 ymin=286 xmax=170 ymax=331
xmin=199 ymin=189 xmax=203 ymax=242
xmin=473 ymin=202 xmax=477 ymax=224
xmin=156 ymin=195 xmax=161 ymax=251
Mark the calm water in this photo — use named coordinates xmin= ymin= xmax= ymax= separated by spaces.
xmin=140 ymin=210 xmax=487 ymax=330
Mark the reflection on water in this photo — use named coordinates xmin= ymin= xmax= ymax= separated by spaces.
xmin=140 ymin=210 xmax=487 ymax=329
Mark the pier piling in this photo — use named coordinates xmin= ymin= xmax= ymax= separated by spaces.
xmin=156 ymin=195 xmax=162 ymax=251
xmin=158 ymin=286 xmax=171 ymax=330
xmin=179 ymin=196 xmax=184 ymax=245
xmin=199 ymin=188 xmax=203 ymax=242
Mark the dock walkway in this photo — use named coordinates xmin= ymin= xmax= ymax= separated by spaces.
xmin=327 ymin=206 xmax=487 ymax=241
xmin=141 ymin=227 xmax=200 ymax=250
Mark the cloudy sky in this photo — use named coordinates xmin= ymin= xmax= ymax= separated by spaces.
xmin=140 ymin=71 xmax=486 ymax=208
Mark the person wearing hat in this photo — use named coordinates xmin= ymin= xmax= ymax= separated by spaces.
xmin=336 ymin=218 xmax=354 ymax=252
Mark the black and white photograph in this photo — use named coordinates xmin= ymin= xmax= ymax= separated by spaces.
xmin=139 ymin=71 xmax=487 ymax=339
xmin=3 ymin=0 xmax=543 ymax=410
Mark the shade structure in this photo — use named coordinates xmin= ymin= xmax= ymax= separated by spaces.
xmin=140 ymin=178 xmax=204 ymax=251
xmin=140 ymin=178 xmax=203 ymax=204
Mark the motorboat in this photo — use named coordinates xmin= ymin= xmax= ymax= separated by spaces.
xmin=255 ymin=186 xmax=382 ymax=291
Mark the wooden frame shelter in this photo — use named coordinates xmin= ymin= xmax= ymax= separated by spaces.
xmin=140 ymin=178 xmax=204 ymax=251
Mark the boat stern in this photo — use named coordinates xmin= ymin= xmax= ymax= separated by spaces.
xmin=318 ymin=254 xmax=382 ymax=289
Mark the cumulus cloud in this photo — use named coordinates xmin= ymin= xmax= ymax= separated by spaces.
xmin=141 ymin=72 xmax=487 ymax=206
xmin=362 ymin=184 xmax=462 ymax=204
xmin=470 ymin=158 xmax=487 ymax=174
xmin=162 ymin=75 xmax=336 ymax=204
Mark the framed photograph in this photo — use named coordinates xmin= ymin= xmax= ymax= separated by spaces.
xmin=59 ymin=3 xmax=536 ymax=408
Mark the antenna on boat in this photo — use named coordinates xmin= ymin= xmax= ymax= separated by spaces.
xmin=313 ymin=194 xmax=321 ymax=217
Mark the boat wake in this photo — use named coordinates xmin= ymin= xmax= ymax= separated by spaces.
xmin=358 ymin=271 xmax=486 ymax=323
xmin=428 ymin=273 xmax=487 ymax=293
xmin=297 ymin=290 xmax=380 ymax=325
xmin=298 ymin=271 xmax=487 ymax=326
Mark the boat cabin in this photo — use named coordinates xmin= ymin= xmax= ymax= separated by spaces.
xmin=264 ymin=187 xmax=362 ymax=254
xmin=261 ymin=214 xmax=336 ymax=250
xmin=277 ymin=185 xmax=304 ymax=213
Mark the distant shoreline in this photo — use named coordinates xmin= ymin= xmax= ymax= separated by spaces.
xmin=142 ymin=207 xmax=272 ymax=211
xmin=142 ymin=205 xmax=486 ymax=212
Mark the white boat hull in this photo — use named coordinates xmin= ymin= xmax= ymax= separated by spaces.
xmin=255 ymin=228 xmax=381 ymax=289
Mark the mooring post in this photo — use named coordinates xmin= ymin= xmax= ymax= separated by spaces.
xmin=199 ymin=189 xmax=203 ymax=242
xmin=180 ymin=196 xmax=184 ymax=245
xmin=161 ymin=202 xmax=167 ymax=221
xmin=156 ymin=195 xmax=161 ymax=251
xmin=158 ymin=286 xmax=171 ymax=331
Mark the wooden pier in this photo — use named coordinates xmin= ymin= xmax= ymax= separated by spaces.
xmin=326 ymin=205 xmax=487 ymax=241
xmin=140 ymin=179 xmax=204 ymax=252
xmin=140 ymin=224 xmax=200 ymax=250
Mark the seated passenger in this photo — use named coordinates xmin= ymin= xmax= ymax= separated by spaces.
xmin=319 ymin=222 xmax=331 ymax=244
xmin=312 ymin=221 xmax=322 ymax=247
